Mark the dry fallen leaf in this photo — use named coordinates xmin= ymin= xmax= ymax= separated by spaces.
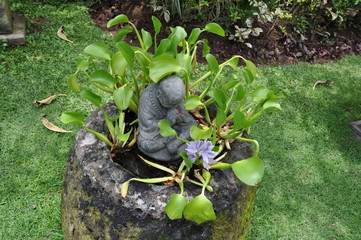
xmin=33 ymin=94 xmax=66 ymax=107
xmin=42 ymin=116 xmax=72 ymax=133
xmin=190 ymin=108 xmax=204 ymax=119
xmin=56 ymin=26 xmax=74 ymax=44
xmin=313 ymin=80 xmax=334 ymax=90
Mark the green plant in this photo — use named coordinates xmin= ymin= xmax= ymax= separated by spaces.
xmin=228 ymin=1 xmax=287 ymax=47
xmin=150 ymin=0 xmax=231 ymax=23
xmin=62 ymin=14 xmax=282 ymax=223
xmin=3 ymin=0 xmax=361 ymax=238
xmin=0 ymin=39 xmax=9 ymax=48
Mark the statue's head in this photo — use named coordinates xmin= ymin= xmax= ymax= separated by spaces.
xmin=157 ymin=75 xmax=185 ymax=108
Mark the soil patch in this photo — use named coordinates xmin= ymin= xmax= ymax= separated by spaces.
xmin=89 ymin=0 xmax=361 ymax=65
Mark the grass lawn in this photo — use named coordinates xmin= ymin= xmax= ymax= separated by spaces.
xmin=0 ymin=1 xmax=360 ymax=239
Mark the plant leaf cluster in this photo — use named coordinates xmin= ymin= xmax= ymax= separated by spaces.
xmin=61 ymin=14 xmax=282 ymax=224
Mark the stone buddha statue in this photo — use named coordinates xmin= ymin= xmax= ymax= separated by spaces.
xmin=137 ymin=75 xmax=197 ymax=161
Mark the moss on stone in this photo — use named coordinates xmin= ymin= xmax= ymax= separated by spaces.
xmin=211 ymin=185 xmax=257 ymax=240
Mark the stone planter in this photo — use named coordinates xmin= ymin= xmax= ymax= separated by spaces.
xmin=61 ymin=103 xmax=257 ymax=240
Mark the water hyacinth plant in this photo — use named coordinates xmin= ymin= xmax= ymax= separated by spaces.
xmin=61 ymin=14 xmax=282 ymax=223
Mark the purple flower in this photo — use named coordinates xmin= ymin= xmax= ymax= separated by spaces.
xmin=185 ymin=140 xmax=217 ymax=170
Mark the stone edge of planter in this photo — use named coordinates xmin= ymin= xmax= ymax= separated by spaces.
xmin=61 ymin=102 xmax=257 ymax=240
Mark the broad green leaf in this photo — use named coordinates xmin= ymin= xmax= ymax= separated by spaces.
xmin=266 ymin=89 xmax=285 ymax=100
xmin=190 ymin=125 xmax=212 ymax=141
xmin=231 ymin=156 xmax=264 ymax=186
xmin=252 ymin=86 xmax=270 ymax=102
xmin=201 ymin=39 xmax=210 ymax=57
xmin=111 ymin=51 xmax=128 ymax=76
xmin=176 ymin=53 xmax=191 ymax=73
xmin=234 ymin=110 xmax=253 ymax=130
xmin=154 ymin=38 xmax=171 ymax=57
xmin=234 ymin=85 xmax=246 ymax=101
xmin=213 ymin=88 xmax=227 ymax=111
xmin=242 ymin=68 xmax=254 ymax=84
xmin=170 ymin=26 xmax=187 ymax=42
xmin=151 ymin=16 xmax=162 ymax=34
xmin=245 ymin=60 xmax=257 ymax=77
xmin=204 ymin=23 xmax=225 ymax=37
xmin=206 ymin=54 xmax=219 ymax=73
xmin=149 ymin=54 xmax=181 ymax=83
xmin=107 ymin=14 xmax=129 ymax=28
xmin=90 ymin=70 xmax=117 ymax=89
xmin=67 ymin=74 xmax=80 ymax=93
xmin=141 ymin=29 xmax=152 ymax=51
xmin=216 ymin=108 xmax=226 ymax=127
xmin=183 ymin=195 xmax=216 ymax=224
xmin=188 ymin=28 xmax=202 ymax=45
xmin=158 ymin=120 xmax=177 ymax=137
xmin=80 ymin=90 xmax=102 ymax=108
xmin=118 ymin=130 xmax=132 ymax=142
xmin=168 ymin=26 xmax=187 ymax=56
xmin=76 ymin=58 xmax=89 ymax=71
xmin=60 ymin=112 xmax=84 ymax=126
xmin=115 ymin=42 xmax=135 ymax=69
xmin=113 ymin=85 xmax=133 ymax=111
xmin=114 ymin=26 xmax=132 ymax=42
xmin=84 ymin=43 xmax=111 ymax=61
xmin=183 ymin=95 xmax=202 ymax=110
xmin=224 ymin=80 xmax=238 ymax=90
xmin=164 ymin=194 xmax=188 ymax=220
xmin=262 ymin=99 xmax=281 ymax=111
xmin=180 ymin=152 xmax=193 ymax=169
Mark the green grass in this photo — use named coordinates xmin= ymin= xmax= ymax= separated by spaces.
xmin=250 ymin=58 xmax=361 ymax=239
xmin=1 ymin=1 xmax=361 ymax=239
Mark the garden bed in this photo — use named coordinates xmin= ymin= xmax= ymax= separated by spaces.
xmin=89 ymin=0 xmax=361 ymax=65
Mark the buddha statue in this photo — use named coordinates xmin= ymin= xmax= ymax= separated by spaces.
xmin=137 ymin=75 xmax=197 ymax=161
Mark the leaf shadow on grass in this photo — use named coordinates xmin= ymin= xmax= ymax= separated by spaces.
xmin=249 ymin=56 xmax=361 ymax=239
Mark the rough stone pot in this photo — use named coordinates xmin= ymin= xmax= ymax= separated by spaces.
xmin=61 ymin=103 xmax=257 ymax=240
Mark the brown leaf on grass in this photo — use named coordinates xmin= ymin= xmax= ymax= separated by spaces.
xmin=313 ymin=80 xmax=334 ymax=90
xmin=56 ymin=26 xmax=74 ymax=44
xmin=42 ymin=116 xmax=72 ymax=133
xmin=33 ymin=94 xmax=66 ymax=107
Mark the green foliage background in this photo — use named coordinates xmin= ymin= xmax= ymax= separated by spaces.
xmin=0 ymin=1 xmax=360 ymax=239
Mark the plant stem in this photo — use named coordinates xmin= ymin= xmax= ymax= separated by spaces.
xmin=225 ymin=98 xmax=249 ymax=122
xmin=249 ymin=109 xmax=264 ymax=122
xmin=202 ymin=104 xmax=212 ymax=126
xmin=199 ymin=66 xmax=224 ymax=100
xmin=135 ymin=51 xmax=151 ymax=63
xmin=190 ymin=71 xmax=211 ymax=89
xmin=131 ymin=70 xmax=140 ymax=99
xmin=235 ymin=137 xmax=259 ymax=157
xmin=210 ymin=162 xmax=232 ymax=169
xmin=138 ymin=154 xmax=176 ymax=175
xmin=92 ymin=83 xmax=113 ymax=94
xmin=203 ymin=98 xmax=214 ymax=107
xmin=129 ymin=22 xmax=144 ymax=50
xmin=185 ymin=177 xmax=213 ymax=192
xmin=176 ymin=135 xmax=190 ymax=144
xmin=129 ymin=176 xmax=174 ymax=184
